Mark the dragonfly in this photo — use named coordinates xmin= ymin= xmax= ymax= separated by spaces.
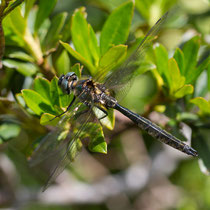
xmin=29 ymin=11 xmax=198 ymax=191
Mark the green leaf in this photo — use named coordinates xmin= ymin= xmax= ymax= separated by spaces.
xmin=93 ymin=108 xmax=115 ymax=130
xmin=68 ymin=138 xmax=83 ymax=161
xmin=50 ymin=76 xmax=72 ymax=110
xmin=7 ymin=51 xmax=35 ymax=62
xmin=34 ymin=0 xmax=57 ymax=32
xmin=25 ymin=0 xmax=36 ymax=18
xmin=167 ymin=58 xmax=185 ymax=96
xmin=154 ymin=44 xmax=168 ymax=84
xmin=34 ymin=77 xmax=51 ymax=103
xmin=0 ymin=124 xmax=21 ymax=142
xmin=101 ymin=109 xmax=115 ymax=130
xmin=43 ymin=12 xmax=67 ymax=51
xmin=182 ymin=36 xmax=200 ymax=78
xmin=60 ymin=41 xmax=96 ymax=75
xmin=100 ymin=0 xmax=134 ymax=55
xmin=15 ymin=93 xmax=35 ymax=115
xmin=50 ymin=77 xmax=60 ymax=108
xmin=59 ymin=16 xmax=71 ymax=41
xmin=2 ymin=19 xmax=25 ymax=47
xmin=54 ymin=50 xmax=71 ymax=76
xmin=190 ymin=97 xmax=210 ymax=115
xmin=22 ymin=89 xmax=55 ymax=115
xmin=70 ymin=8 xmax=99 ymax=67
xmin=82 ymin=123 xmax=107 ymax=154
xmin=135 ymin=62 xmax=155 ymax=76
xmin=15 ymin=93 xmax=26 ymax=108
xmin=71 ymin=63 xmax=82 ymax=79
xmin=2 ymin=59 xmax=38 ymax=76
xmin=58 ymin=88 xmax=73 ymax=109
xmin=7 ymin=6 xmax=27 ymax=37
xmin=4 ymin=6 xmax=43 ymax=62
xmin=88 ymin=24 xmax=100 ymax=66
xmin=71 ymin=7 xmax=93 ymax=65
xmin=186 ymin=57 xmax=210 ymax=84
xmin=40 ymin=113 xmax=59 ymax=126
xmin=98 ymin=45 xmax=127 ymax=79
xmin=173 ymin=48 xmax=185 ymax=75
xmin=174 ymin=84 xmax=194 ymax=98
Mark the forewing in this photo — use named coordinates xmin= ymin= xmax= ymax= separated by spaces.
xmin=95 ymin=12 xmax=168 ymax=100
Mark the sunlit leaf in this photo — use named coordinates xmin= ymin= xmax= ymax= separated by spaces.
xmin=22 ymin=89 xmax=55 ymax=115
xmin=190 ymin=97 xmax=210 ymax=115
xmin=182 ymin=36 xmax=200 ymax=78
xmin=93 ymin=108 xmax=115 ymax=130
xmin=6 ymin=51 xmax=35 ymax=62
xmin=167 ymin=58 xmax=185 ymax=96
xmin=174 ymin=84 xmax=194 ymax=98
xmin=82 ymin=123 xmax=107 ymax=154
xmin=3 ymin=59 xmax=38 ymax=76
xmin=154 ymin=44 xmax=168 ymax=85
xmin=7 ymin=6 xmax=27 ymax=36
xmin=34 ymin=77 xmax=51 ymax=103
xmin=15 ymin=93 xmax=35 ymax=115
xmin=71 ymin=7 xmax=93 ymax=64
xmin=54 ymin=50 xmax=71 ymax=76
xmin=88 ymin=24 xmax=100 ymax=66
xmin=60 ymin=41 xmax=96 ymax=75
xmin=186 ymin=57 xmax=210 ymax=84
xmin=40 ymin=113 xmax=59 ymax=126
xmin=100 ymin=0 xmax=134 ymax=55
xmin=98 ymin=44 xmax=127 ymax=78
xmin=71 ymin=63 xmax=82 ymax=79
xmin=173 ymin=48 xmax=185 ymax=75
xmin=50 ymin=77 xmax=60 ymax=108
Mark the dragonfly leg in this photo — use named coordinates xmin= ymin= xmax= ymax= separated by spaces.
xmin=95 ymin=105 xmax=108 ymax=120
xmin=50 ymin=95 xmax=76 ymax=121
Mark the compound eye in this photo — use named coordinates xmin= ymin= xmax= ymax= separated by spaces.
xmin=58 ymin=74 xmax=64 ymax=86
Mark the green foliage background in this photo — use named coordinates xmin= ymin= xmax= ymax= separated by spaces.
xmin=0 ymin=0 xmax=209 ymax=209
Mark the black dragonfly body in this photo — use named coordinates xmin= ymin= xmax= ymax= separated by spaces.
xmin=30 ymin=12 xmax=198 ymax=191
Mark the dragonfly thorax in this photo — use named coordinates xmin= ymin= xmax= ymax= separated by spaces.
xmin=58 ymin=72 xmax=118 ymax=108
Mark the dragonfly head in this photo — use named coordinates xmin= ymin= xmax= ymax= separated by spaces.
xmin=58 ymin=72 xmax=78 ymax=94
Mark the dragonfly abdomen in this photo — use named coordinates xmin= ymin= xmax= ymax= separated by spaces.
xmin=114 ymin=103 xmax=198 ymax=157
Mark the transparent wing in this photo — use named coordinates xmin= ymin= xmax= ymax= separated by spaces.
xmin=29 ymin=128 xmax=64 ymax=167
xmin=29 ymin=97 xmax=83 ymax=167
xmin=42 ymin=106 xmax=94 ymax=191
xmin=95 ymin=12 xmax=168 ymax=99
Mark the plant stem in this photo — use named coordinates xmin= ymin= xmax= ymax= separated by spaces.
xmin=0 ymin=21 xmax=4 ymax=69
